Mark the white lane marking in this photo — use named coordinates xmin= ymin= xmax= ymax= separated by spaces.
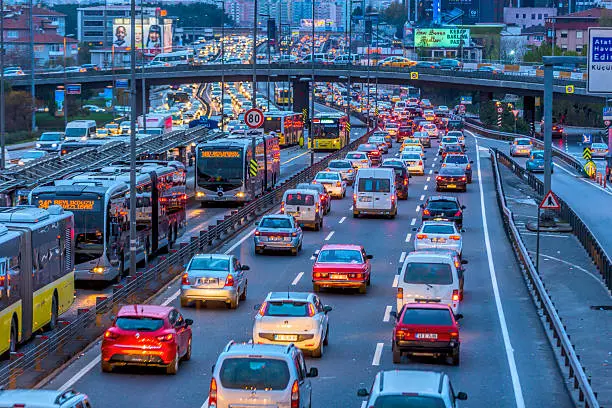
xmin=383 ymin=306 xmax=392 ymax=322
xmin=433 ymin=157 xmax=438 ymax=162
xmin=392 ymin=275 xmax=399 ymax=287
xmin=424 ymin=185 xmax=428 ymax=190
xmin=419 ymin=194 xmax=425 ymax=201
xmin=225 ymin=228 xmax=256 ymax=254
xmin=519 ymin=232 xmax=570 ymax=238
xmin=200 ymin=398 xmax=209 ymax=408
xmin=281 ymin=150 xmax=311 ymax=165
xmin=162 ymin=290 xmax=180 ymax=306
xmin=428 ymin=169 xmax=433 ymax=174
xmin=431 ymin=163 xmax=436 ymax=168
xmin=350 ymin=205 xmax=354 ymax=210
xmin=292 ymin=272 xmax=304 ymax=286
xmin=372 ymin=343 xmax=384 ymax=366
xmin=325 ymin=231 xmax=335 ymax=241
xmin=404 ymin=233 xmax=412 ymax=243
xmin=310 ymin=255 xmax=316 ymax=261
xmin=339 ymin=216 xmax=346 ymax=224
xmin=399 ymin=251 xmax=406 ymax=263
xmin=415 ymin=205 xmax=421 ymax=213
xmin=475 ymin=137 xmax=526 ymax=408
xmin=410 ymin=218 xmax=416 ymax=226
xmin=58 ymin=355 xmax=101 ymax=392
xmin=426 ymin=176 xmax=431 ymax=182
xmin=361 ymin=401 xmax=367 ymax=408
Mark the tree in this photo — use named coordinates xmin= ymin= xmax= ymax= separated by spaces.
xmin=5 ymin=91 xmax=33 ymax=133
xmin=382 ymin=1 xmax=406 ymax=28
xmin=77 ymin=43 xmax=91 ymax=66
xmin=163 ymin=4 xmax=232 ymax=28
xmin=352 ymin=6 xmax=363 ymax=17
xmin=52 ymin=4 xmax=79 ymax=36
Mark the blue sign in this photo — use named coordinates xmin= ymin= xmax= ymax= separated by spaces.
xmin=189 ymin=118 xmax=218 ymax=129
xmin=115 ymin=79 xmax=129 ymax=89
xmin=592 ymin=37 xmax=612 ymax=62
xmin=603 ymin=107 xmax=612 ymax=119
xmin=582 ymin=134 xmax=592 ymax=144
xmin=66 ymin=84 xmax=81 ymax=95
xmin=55 ymin=89 xmax=65 ymax=114
xmin=460 ymin=96 xmax=472 ymax=105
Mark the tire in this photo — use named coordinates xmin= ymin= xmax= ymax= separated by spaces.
xmin=358 ymin=284 xmax=367 ymax=294
xmin=451 ymin=347 xmax=460 ymax=366
xmin=227 ymin=295 xmax=239 ymax=309
xmin=240 ymin=283 xmax=247 ymax=301
xmin=180 ymin=298 xmax=190 ymax=308
xmin=392 ymin=343 xmax=401 ymax=364
xmin=1 ymin=319 xmax=17 ymax=360
xmin=353 ymin=211 xmax=359 ymax=218
xmin=45 ymin=294 xmax=58 ymax=331
xmin=166 ymin=350 xmax=179 ymax=375
xmin=182 ymin=338 xmax=192 ymax=362
xmin=291 ymin=247 xmax=298 ymax=256
xmin=367 ymin=275 xmax=371 ymax=286
xmin=314 ymin=220 xmax=320 ymax=231
xmin=118 ymin=253 xmax=125 ymax=280
xmin=323 ymin=325 xmax=329 ymax=346
xmin=101 ymin=360 xmax=113 ymax=373
xmin=313 ymin=283 xmax=320 ymax=293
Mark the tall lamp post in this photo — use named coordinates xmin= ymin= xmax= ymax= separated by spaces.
xmin=281 ymin=22 xmax=291 ymax=111
xmin=260 ymin=13 xmax=271 ymax=111
xmin=216 ymin=0 xmax=225 ymax=128
xmin=1 ymin=0 xmax=6 ymax=170
xmin=251 ymin=0 xmax=258 ymax=106
xmin=63 ymin=34 xmax=75 ymax=129
xmin=129 ymin=0 xmax=137 ymax=276
xmin=309 ymin=0 xmax=315 ymax=165
xmin=29 ymin=0 xmax=36 ymax=134
xmin=140 ymin=2 xmax=146 ymax=134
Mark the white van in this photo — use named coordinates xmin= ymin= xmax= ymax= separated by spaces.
xmin=64 ymin=120 xmax=97 ymax=142
xmin=0 ymin=389 xmax=92 ymax=408
xmin=281 ymin=188 xmax=324 ymax=230
xmin=353 ymin=167 xmax=397 ymax=218
xmin=396 ymin=251 xmax=462 ymax=314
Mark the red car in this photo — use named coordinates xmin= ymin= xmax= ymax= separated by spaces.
xmin=357 ymin=143 xmax=382 ymax=165
xmin=312 ymin=244 xmax=373 ymax=294
xmin=101 ymin=305 xmax=193 ymax=374
xmin=397 ymin=126 xmax=413 ymax=142
xmin=390 ymin=303 xmax=462 ymax=365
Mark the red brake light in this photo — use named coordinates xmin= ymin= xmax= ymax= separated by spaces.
xmin=104 ymin=330 xmax=118 ymax=340
xmin=181 ymin=273 xmax=190 ymax=285
xmin=224 ymin=274 xmax=235 ymax=287
xmin=454 ymin=210 xmax=462 ymax=217
xmin=291 ymin=380 xmax=300 ymax=408
xmin=157 ymin=333 xmax=174 ymax=342
xmin=403 ymin=179 xmax=408 ymax=186
xmin=449 ymin=235 xmax=461 ymax=241
xmin=308 ymin=303 xmax=316 ymax=317
xmin=336 ymin=181 xmax=341 ymax=187
xmin=452 ymin=289 xmax=460 ymax=302
xmin=416 ymin=233 xmax=427 ymax=239
xmin=466 ymin=164 xmax=471 ymax=170
xmin=258 ymin=301 xmax=268 ymax=316
xmin=255 ymin=230 xmax=260 ymax=236
xmin=209 ymin=378 xmax=218 ymax=406
xmin=460 ymin=176 xmax=466 ymax=181
xmin=418 ymin=160 xmax=423 ymax=166
xmin=423 ymin=209 xmax=430 ymax=216
xmin=436 ymin=176 xmax=442 ymax=181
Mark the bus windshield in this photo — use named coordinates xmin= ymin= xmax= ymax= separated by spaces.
xmin=264 ymin=117 xmax=281 ymax=133
xmin=65 ymin=127 xmax=87 ymax=137
xmin=313 ymin=121 xmax=339 ymax=139
xmin=197 ymin=148 xmax=244 ymax=186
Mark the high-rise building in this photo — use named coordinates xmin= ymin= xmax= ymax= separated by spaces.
xmin=77 ymin=4 xmax=157 ymax=46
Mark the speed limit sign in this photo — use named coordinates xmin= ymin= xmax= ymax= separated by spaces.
xmin=244 ymin=108 xmax=265 ymax=129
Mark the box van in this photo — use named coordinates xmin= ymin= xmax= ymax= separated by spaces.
xmin=353 ymin=168 xmax=397 ymax=218
xmin=0 ymin=389 xmax=92 ymax=408
xmin=396 ymin=251 xmax=462 ymax=314
xmin=64 ymin=120 xmax=97 ymax=142
xmin=281 ymin=188 xmax=324 ymax=230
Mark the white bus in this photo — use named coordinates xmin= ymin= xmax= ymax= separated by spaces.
xmin=150 ymin=50 xmax=194 ymax=66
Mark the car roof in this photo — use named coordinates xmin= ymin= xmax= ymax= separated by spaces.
xmin=426 ymin=195 xmax=460 ymax=202
xmin=407 ymin=250 xmax=456 ymax=261
xmin=117 ymin=304 xmax=172 ymax=319
xmin=267 ymin=291 xmax=312 ymax=301
xmin=377 ymin=370 xmax=444 ymax=396
xmin=402 ymin=302 xmax=453 ymax=311
xmin=320 ymin=244 xmax=363 ymax=251
xmin=261 ymin=214 xmax=293 ymax=220
xmin=421 ymin=220 xmax=456 ymax=227
xmin=222 ymin=342 xmax=296 ymax=358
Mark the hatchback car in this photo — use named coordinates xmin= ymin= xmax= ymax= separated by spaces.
xmin=400 ymin=152 xmax=425 ymax=175
xmin=413 ymin=131 xmax=432 ymax=147
xmin=526 ymin=150 xmax=554 ymax=173
xmin=357 ymin=143 xmax=382 ymax=166
xmin=414 ymin=220 xmax=463 ymax=255
xmin=422 ymin=196 xmax=465 ymax=228
xmin=345 ymin=151 xmax=371 ymax=168
xmin=296 ymin=182 xmax=331 ymax=215
xmin=101 ymin=305 xmax=193 ymax=374
xmin=0 ymin=390 xmax=93 ymax=408
xmin=402 ymin=144 xmax=425 ymax=158
xmin=436 ymin=166 xmax=468 ymax=192
xmin=368 ymin=135 xmax=389 ymax=154
xmin=254 ymin=215 xmax=303 ymax=255
xmin=326 ymin=159 xmax=355 ymax=184
xmin=441 ymin=144 xmax=464 ymax=159
xmin=590 ymin=142 xmax=608 ymax=159
xmin=421 ymin=122 xmax=439 ymax=138
xmin=36 ymin=132 xmax=64 ymax=152
xmin=397 ymin=125 xmax=413 ymax=142
xmin=180 ymin=254 xmax=249 ymax=309
xmin=390 ymin=303 xmax=462 ymax=365
xmin=209 ymin=342 xmax=318 ymax=408
xmin=442 ymin=153 xmax=473 ymax=183
xmin=313 ymin=171 xmax=346 ymax=198
xmin=438 ymin=136 xmax=460 ymax=155
xmin=446 ymin=130 xmax=465 ymax=146
xmin=312 ymin=244 xmax=373 ymax=294
xmin=253 ymin=292 xmax=332 ymax=357
xmin=357 ymin=370 xmax=467 ymax=407
xmin=510 ymin=137 xmax=533 ymax=157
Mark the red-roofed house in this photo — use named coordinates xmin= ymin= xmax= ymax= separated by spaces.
xmin=545 ymin=8 xmax=612 ymax=53
xmin=2 ymin=7 xmax=76 ymax=67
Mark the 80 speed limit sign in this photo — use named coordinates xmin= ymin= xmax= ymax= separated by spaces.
xmin=244 ymin=108 xmax=265 ymax=129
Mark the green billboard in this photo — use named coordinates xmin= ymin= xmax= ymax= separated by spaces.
xmin=415 ymin=28 xmax=470 ymax=48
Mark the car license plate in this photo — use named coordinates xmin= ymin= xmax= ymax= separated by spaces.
xmin=288 ymin=212 xmax=300 ymax=217
xmin=330 ymin=274 xmax=347 ymax=280
xmin=448 ymin=184 xmax=456 ymax=188
xmin=198 ymin=278 xmax=217 ymax=285
xmin=432 ymin=238 xmax=447 ymax=243
xmin=269 ymin=236 xmax=283 ymax=242
xmin=274 ymin=334 xmax=298 ymax=341
xmin=416 ymin=333 xmax=438 ymax=339
xmin=359 ymin=196 xmax=372 ymax=202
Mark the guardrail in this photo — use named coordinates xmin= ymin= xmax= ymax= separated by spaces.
xmin=463 ymin=119 xmax=584 ymax=174
xmin=490 ymin=148 xmax=600 ymax=408
xmin=0 ymin=129 xmax=373 ymax=390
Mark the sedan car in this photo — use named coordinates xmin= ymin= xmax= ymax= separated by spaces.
xmin=296 ymin=182 xmax=331 ymax=215
xmin=442 ymin=153 xmax=473 ymax=183
xmin=345 ymin=151 xmax=371 ymax=169
xmin=357 ymin=143 xmax=382 ymax=166
xmin=368 ymin=135 xmax=389 ymax=154
xmin=312 ymin=244 xmax=373 ymax=294
xmin=180 ymin=254 xmax=249 ymax=309
xmin=590 ymin=142 xmax=609 ymax=158
xmin=17 ymin=150 xmax=47 ymax=166
xmin=413 ymin=131 xmax=431 ymax=148
xmin=101 ymin=305 xmax=193 ymax=374
xmin=390 ymin=303 xmax=462 ymax=365
xmin=253 ymin=292 xmax=332 ymax=357
xmin=421 ymin=122 xmax=439 ymax=139
xmin=525 ymin=150 xmax=554 ymax=173
xmin=402 ymin=144 xmax=425 ymax=158
xmin=442 ymin=144 xmax=464 ymax=159
xmin=477 ymin=65 xmax=503 ymax=74
xmin=397 ymin=126 xmax=413 ymax=142
xmin=414 ymin=220 xmax=463 ymax=255
xmin=438 ymin=136 xmax=460 ymax=155
xmin=254 ymin=215 xmax=303 ymax=255
xmin=381 ymin=162 xmax=409 ymax=200
xmin=510 ymin=137 xmax=533 ymax=157
xmin=435 ymin=166 xmax=468 ymax=192
xmin=446 ymin=130 xmax=465 ymax=147
xmin=36 ymin=132 xmax=64 ymax=152
xmin=400 ymin=152 xmax=425 ymax=175
xmin=422 ymin=196 xmax=466 ymax=228
xmin=326 ymin=159 xmax=355 ymax=184
xmin=313 ymin=171 xmax=346 ymax=198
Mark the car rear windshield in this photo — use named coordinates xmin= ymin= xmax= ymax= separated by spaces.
xmin=444 ymin=155 xmax=468 ymax=164
xmin=358 ymin=178 xmax=391 ymax=193
xmin=402 ymin=308 xmax=453 ymax=326
xmin=516 ymin=139 xmax=531 ymax=145
xmin=219 ymin=358 xmax=290 ymax=390
xmin=318 ymin=249 xmax=363 ymax=263
xmin=264 ymin=301 xmax=310 ymax=317
xmin=115 ymin=317 xmax=164 ymax=331
xmin=439 ymin=167 xmax=465 ymax=176
xmin=329 ymin=161 xmax=351 ymax=169
xmin=372 ymin=395 xmax=447 ymax=408
xmin=347 ymin=153 xmax=366 ymax=159
xmin=532 ymin=152 xmax=544 ymax=160
xmin=427 ymin=200 xmax=459 ymax=210
xmin=260 ymin=218 xmax=292 ymax=229
xmin=404 ymin=262 xmax=453 ymax=285
xmin=190 ymin=257 xmax=230 ymax=271
xmin=447 ymin=132 xmax=462 ymax=138
xmin=285 ymin=193 xmax=315 ymax=205
xmin=316 ymin=172 xmax=340 ymax=180
xmin=442 ymin=137 xmax=458 ymax=144
xmin=401 ymin=154 xmax=420 ymax=161
xmin=399 ymin=127 xmax=411 ymax=132
xmin=422 ymin=224 xmax=455 ymax=234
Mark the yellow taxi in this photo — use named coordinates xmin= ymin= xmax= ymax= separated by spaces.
xmin=401 ymin=138 xmax=422 ymax=151
xmin=105 ymin=122 xmax=121 ymax=135
xmin=379 ymin=56 xmax=417 ymax=68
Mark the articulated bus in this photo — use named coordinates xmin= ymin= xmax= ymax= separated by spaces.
xmin=309 ymin=112 xmax=350 ymax=151
xmin=0 ymin=205 xmax=75 ymax=358
xmin=195 ymin=133 xmax=280 ymax=205
xmin=30 ymin=161 xmax=187 ymax=283
xmin=263 ymin=112 xmax=304 ymax=147
xmin=274 ymin=86 xmax=292 ymax=106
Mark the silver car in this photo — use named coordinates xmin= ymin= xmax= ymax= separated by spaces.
xmin=367 ymin=135 xmax=389 ymax=154
xmin=509 ymin=137 xmax=533 ymax=157
xmin=345 ymin=151 xmax=371 ymax=168
xmin=439 ymin=136 xmax=460 ymax=155
xmin=326 ymin=159 xmax=356 ymax=184
xmin=209 ymin=342 xmax=318 ymax=408
xmin=252 ymin=292 xmax=332 ymax=357
xmin=180 ymin=254 xmax=249 ymax=309
xmin=254 ymin=215 xmax=303 ymax=255
xmin=36 ymin=132 xmax=64 ymax=152
xmin=414 ymin=220 xmax=463 ymax=255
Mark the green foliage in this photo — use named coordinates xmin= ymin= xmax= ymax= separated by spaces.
xmin=479 ymin=100 xmax=530 ymax=134
xmin=5 ymin=91 xmax=33 ymax=133
xmin=77 ymin=43 xmax=91 ymax=66
xmin=382 ymin=1 xmax=407 ymax=31
xmin=352 ymin=6 xmax=363 ymax=16
xmin=522 ymin=42 xmax=586 ymax=63
xmin=553 ymin=100 xmax=604 ymax=127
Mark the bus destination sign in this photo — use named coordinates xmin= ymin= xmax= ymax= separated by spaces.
xmin=38 ymin=199 xmax=95 ymax=211
xmin=201 ymin=150 xmax=240 ymax=158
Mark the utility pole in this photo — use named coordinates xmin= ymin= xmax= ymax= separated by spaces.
xmin=1 ymin=0 xmax=5 ymax=170
xmin=141 ymin=2 xmax=146 ymax=134
xmin=309 ymin=0 xmax=315 ymax=165
xmin=29 ymin=0 xmax=36 ymax=133
xmin=129 ymin=0 xmax=137 ymax=276
xmin=252 ymin=0 xmax=258 ymax=107
xmin=218 ymin=0 xmax=225 ymax=128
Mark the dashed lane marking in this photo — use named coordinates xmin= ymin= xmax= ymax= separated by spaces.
xmin=339 ymin=216 xmax=346 ymax=224
xmin=405 ymin=233 xmax=412 ymax=243
xmin=424 ymin=185 xmax=428 ymax=190
xmin=426 ymin=177 xmax=431 ymax=182
xmin=392 ymin=275 xmax=399 ymax=287
xmin=372 ymin=343 xmax=384 ymax=366
xmin=410 ymin=218 xmax=416 ymax=226
xmin=419 ymin=194 xmax=425 ymax=201
xmin=383 ymin=306 xmax=392 ymax=322
xmin=292 ymin=272 xmax=304 ymax=286
xmin=325 ymin=231 xmax=335 ymax=241
xmin=399 ymin=251 xmax=406 ymax=263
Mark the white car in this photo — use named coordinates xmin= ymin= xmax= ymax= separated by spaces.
xmin=82 ymin=105 xmax=106 ymax=113
xmin=414 ymin=220 xmax=463 ymax=255
xmin=400 ymin=152 xmax=425 ymax=175
xmin=36 ymin=131 xmax=64 ymax=152
xmin=421 ymin=122 xmax=439 ymax=138
xmin=345 ymin=151 xmax=371 ymax=169
xmin=252 ymin=291 xmax=331 ymax=357
xmin=402 ymin=144 xmax=425 ymax=158
xmin=510 ymin=137 xmax=533 ymax=157
xmin=439 ymin=136 xmax=460 ymax=154
xmin=313 ymin=171 xmax=346 ymax=198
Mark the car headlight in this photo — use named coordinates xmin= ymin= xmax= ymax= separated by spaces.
xmin=81 ymin=136 xmax=87 ymax=141
xmin=36 ymin=143 xmax=41 ymax=147
xmin=51 ymin=143 xmax=58 ymax=148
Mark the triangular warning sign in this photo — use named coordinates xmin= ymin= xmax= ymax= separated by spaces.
xmin=539 ymin=190 xmax=560 ymax=210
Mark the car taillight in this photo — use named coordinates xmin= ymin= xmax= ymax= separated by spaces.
xmin=224 ymin=274 xmax=235 ymax=287
xmin=449 ymin=235 xmax=460 ymax=241
xmin=336 ymin=181 xmax=341 ymax=187
xmin=308 ymin=303 xmax=316 ymax=317
xmin=280 ymin=202 xmax=285 ymax=213
xmin=452 ymin=289 xmax=460 ymax=302
xmin=466 ymin=164 xmax=471 ymax=170
xmin=315 ymin=202 xmax=320 ymax=213
xmin=460 ymin=176 xmax=466 ymax=181
xmin=291 ymin=380 xmax=300 ymax=408
xmin=397 ymin=287 xmax=403 ymax=299
xmin=104 ymin=330 xmax=118 ymax=340
xmin=181 ymin=273 xmax=190 ymax=285
xmin=254 ymin=230 xmax=261 ymax=236
xmin=450 ymin=331 xmax=459 ymax=341
xmin=416 ymin=233 xmax=427 ymax=239
xmin=442 ymin=163 xmax=447 ymax=167
xmin=209 ymin=378 xmax=218 ymax=407
xmin=436 ymin=176 xmax=442 ymax=181
xmin=353 ymin=193 xmax=357 ymax=202
xmin=423 ymin=209 xmax=430 ymax=216
xmin=454 ymin=210 xmax=462 ymax=217
xmin=157 ymin=333 xmax=174 ymax=342
xmin=403 ymin=179 xmax=408 ymax=186
xmin=395 ymin=329 xmax=407 ymax=340
xmin=391 ymin=194 xmax=396 ymax=203
xmin=291 ymin=231 xmax=298 ymax=237
xmin=418 ymin=160 xmax=423 ymax=166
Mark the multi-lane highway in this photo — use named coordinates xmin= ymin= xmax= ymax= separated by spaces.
xmin=42 ymin=133 xmax=573 ymax=407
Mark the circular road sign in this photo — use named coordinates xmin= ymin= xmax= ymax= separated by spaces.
xmin=244 ymin=108 xmax=265 ymax=129
xmin=496 ymin=107 xmax=504 ymax=114
xmin=604 ymin=120 xmax=611 ymax=127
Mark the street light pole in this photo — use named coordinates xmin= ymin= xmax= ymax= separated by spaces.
xmin=63 ymin=36 xmax=68 ymax=129
xmin=129 ymin=0 xmax=138 ymax=276
xmin=309 ymin=0 xmax=315 ymax=165
xmin=220 ymin=1 xmax=225 ymax=127
xmin=141 ymin=2 xmax=146 ymax=134
xmin=29 ymin=0 xmax=36 ymax=134
xmin=1 ymin=0 xmax=4 ymax=170
xmin=252 ymin=0 xmax=258 ymax=106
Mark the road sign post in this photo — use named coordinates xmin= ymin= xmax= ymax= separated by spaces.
xmin=244 ymin=108 xmax=264 ymax=129
xmin=536 ymin=190 xmax=561 ymax=273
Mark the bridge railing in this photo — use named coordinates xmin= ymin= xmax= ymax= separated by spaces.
xmin=490 ymin=148 xmax=601 ymax=408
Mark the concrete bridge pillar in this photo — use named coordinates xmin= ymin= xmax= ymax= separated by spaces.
xmin=292 ymin=79 xmax=309 ymax=120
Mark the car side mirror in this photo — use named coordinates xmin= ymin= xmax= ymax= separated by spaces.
xmin=456 ymin=392 xmax=468 ymax=400
xmin=183 ymin=264 xmax=188 ymax=269
xmin=461 ymin=205 xmax=466 ymax=209
xmin=470 ymin=160 xmax=474 ymax=164
xmin=423 ymin=157 xmax=427 ymax=160
xmin=455 ymin=313 xmax=464 ymax=320
xmin=211 ymin=363 xmax=216 ymax=374
xmin=253 ymin=303 xmax=261 ymax=311
xmin=389 ymin=311 xmax=398 ymax=320
xmin=461 ymin=228 xmax=466 ymax=233
xmin=185 ymin=318 xmax=194 ymax=326
xmin=323 ymin=305 xmax=332 ymax=313
xmin=241 ymin=265 xmax=250 ymax=271
xmin=357 ymin=388 xmax=370 ymax=397
xmin=434 ymin=170 xmax=438 ymax=174
xmin=366 ymin=254 xmax=373 ymax=259
xmin=255 ymin=220 xmax=260 ymax=227
xmin=461 ymin=259 xmax=468 ymax=265
xmin=307 ymin=367 xmax=318 ymax=378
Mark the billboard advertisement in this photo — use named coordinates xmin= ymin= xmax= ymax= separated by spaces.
xmin=300 ymin=19 xmax=336 ymax=30
xmin=415 ymin=28 xmax=470 ymax=48
xmin=55 ymin=88 xmax=64 ymax=117
xmin=113 ymin=17 xmax=172 ymax=55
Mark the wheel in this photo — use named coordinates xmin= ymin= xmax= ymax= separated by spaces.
xmin=180 ymin=298 xmax=190 ymax=308
xmin=314 ymin=220 xmax=320 ymax=231
xmin=311 ymin=342 xmax=323 ymax=358
xmin=392 ymin=343 xmax=401 ymax=364
xmin=451 ymin=347 xmax=460 ymax=366
xmin=182 ymin=338 xmax=192 ymax=361
xmin=118 ymin=253 xmax=125 ymax=280
xmin=366 ymin=275 xmax=371 ymax=286
xmin=342 ymin=190 xmax=346 ymax=198
xmin=101 ymin=360 xmax=113 ymax=373
xmin=166 ymin=350 xmax=179 ymax=375
xmin=45 ymin=295 xmax=58 ymax=331
xmin=323 ymin=325 xmax=329 ymax=346
xmin=227 ymin=295 xmax=239 ymax=309
xmin=353 ymin=211 xmax=359 ymax=218
xmin=291 ymin=247 xmax=298 ymax=256
xmin=1 ymin=319 xmax=17 ymax=360
xmin=298 ymin=242 xmax=303 ymax=251
xmin=313 ymin=283 xmax=320 ymax=293
xmin=240 ymin=283 xmax=247 ymax=301
xmin=468 ymin=177 xmax=472 ymax=184
xmin=358 ymin=284 xmax=367 ymax=294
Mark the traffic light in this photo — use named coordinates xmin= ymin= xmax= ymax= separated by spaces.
xmin=267 ymin=19 xmax=277 ymax=46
